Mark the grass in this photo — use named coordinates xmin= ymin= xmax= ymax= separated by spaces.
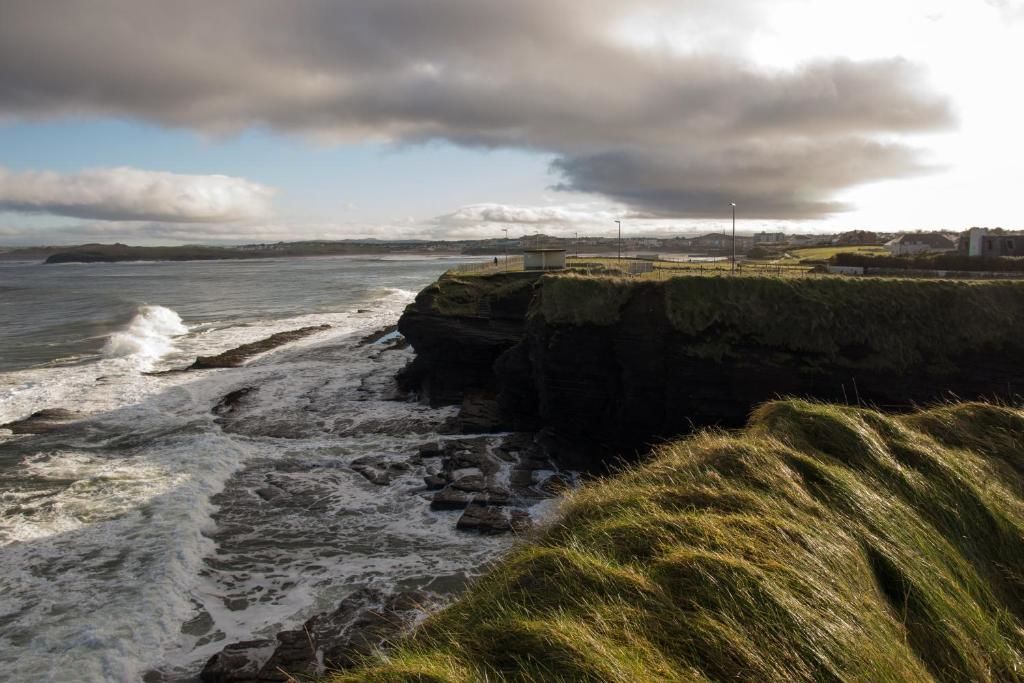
xmin=418 ymin=272 xmax=540 ymax=317
xmin=332 ymin=400 xmax=1024 ymax=682
xmin=786 ymin=245 xmax=890 ymax=263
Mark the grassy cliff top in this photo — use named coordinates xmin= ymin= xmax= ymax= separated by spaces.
xmin=417 ymin=271 xmax=541 ymax=317
xmin=335 ymin=400 xmax=1024 ymax=682
xmin=538 ymin=273 xmax=1024 ymax=369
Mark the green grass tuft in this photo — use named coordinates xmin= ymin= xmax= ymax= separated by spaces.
xmin=332 ymin=400 xmax=1024 ymax=682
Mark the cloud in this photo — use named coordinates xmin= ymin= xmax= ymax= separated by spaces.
xmin=436 ymin=203 xmax=622 ymax=227
xmin=0 ymin=1 xmax=953 ymax=219
xmin=987 ymin=0 xmax=1024 ymax=22
xmin=0 ymin=166 xmax=274 ymax=222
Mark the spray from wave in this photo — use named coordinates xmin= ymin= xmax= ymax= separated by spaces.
xmin=103 ymin=305 xmax=188 ymax=366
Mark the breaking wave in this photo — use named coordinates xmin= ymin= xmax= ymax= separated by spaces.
xmin=103 ymin=305 xmax=189 ymax=365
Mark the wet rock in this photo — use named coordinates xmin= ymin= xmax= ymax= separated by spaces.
xmin=430 ymin=487 xmax=473 ymax=510
xmin=509 ymin=468 xmax=535 ymax=488
xmin=334 ymin=415 xmax=439 ymax=438
xmin=456 ymin=504 xmax=533 ymax=535
xmin=459 ymin=390 xmax=503 ymax=433
xmin=190 ymin=325 xmax=331 ymax=369
xmin=456 ymin=504 xmax=510 ymax=533
xmin=423 ymin=474 xmax=447 ymax=491
xmin=1 ymin=408 xmax=82 ymax=435
xmin=450 ymin=474 xmax=486 ymax=493
xmin=199 ymin=639 xmax=277 ymax=683
xmin=213 ymin=387 xmax=258 ymax=418
xmin=351 ymin=456 xmax=411 ymax=486
xmin=358 ymin=324 xmax=397 ymax=345
xmin=255 ymin=485 xmax=287 ymax=503
xmin=417 ymin=442 xmax=445 ymax=458
xmin=205 ymin=588 xmax=436 ymax=681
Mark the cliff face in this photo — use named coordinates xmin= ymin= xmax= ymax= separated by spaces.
xmin=399 ymin=272 xmax=1024 ymax=463
xmin=396 ymin=272 xmax=538 ymax=408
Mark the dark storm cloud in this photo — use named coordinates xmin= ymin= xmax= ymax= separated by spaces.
xmin=0 ymin=0 xmax=953 ymax=219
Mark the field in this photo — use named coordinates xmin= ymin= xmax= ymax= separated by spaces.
xmin=333 ymin=400 xmax=1024 ymax=682
xmin=783 ymin=244 xmax=890 ymax=262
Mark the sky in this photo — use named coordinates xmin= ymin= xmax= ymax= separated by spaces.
xmin=0 ymin=0 xmax=1021 ymax=245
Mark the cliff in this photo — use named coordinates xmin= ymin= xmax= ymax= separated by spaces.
xmin=332 ymin=400 xmax=1024 ymax=682
xmin=399 ymin=272 xmax=1024 ymax=463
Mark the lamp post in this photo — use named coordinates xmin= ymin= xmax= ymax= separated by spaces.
xmin=502 ymin=227 xmax=509 ymax=271
xmin=731 ymin=203 xmax=737 ymax=273
xmin=575 ymin=232 xmax=579 ymax=259
xmin=615 ymin=220 xmax=622 ymax=263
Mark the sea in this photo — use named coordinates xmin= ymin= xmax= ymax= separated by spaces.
xmin=0 ymin=255 xmax=516 ymax=681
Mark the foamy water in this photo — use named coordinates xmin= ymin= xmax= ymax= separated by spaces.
xmin=0 ymin=256 xmax=510 ymax=681
xmin=103 ymin=305 xmax=189 ymax=367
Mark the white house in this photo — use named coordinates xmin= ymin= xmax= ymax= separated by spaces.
xmin=884 ymin=233 xmax=957 ymax=256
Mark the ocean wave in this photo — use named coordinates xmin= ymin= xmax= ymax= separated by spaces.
xmin=103 ymin=305 xmax=188 ymax=366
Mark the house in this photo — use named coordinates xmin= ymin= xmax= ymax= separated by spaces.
xmin=523 ymin=248 xmax=566 ymax=271
xmin=753 ymin=231 xmax=786 ymax=244
xmin=690 ymin=233 xmax=754 ymax=251
xmin=967 ymin=228 xmax=1024 ymax=257
xmin=884 ymin=233 xmax=957 ymax=256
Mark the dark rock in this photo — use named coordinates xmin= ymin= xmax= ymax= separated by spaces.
xmin=352 ymin=456 xmax=412 ymax=486
xmin=190 ymin=326 xmax=330 ymax=370
xmin=509 ymin=468 xmax=535 ymax=488
xmin=255 ymin=485 xmax=287 ymax=502
xmin=458 ymin=390 xmax=503 ymax=433
xmin=1 ymin=408 xmax=81 ymax=435
xmin=456 ymin=503 xmax=533 ymax=534
xmin=199 ymin=639 xmax=277 ymax=683
xmin=423 ymin=474 xmax=447 ymax=491
xmin=396 ymin=272 xmax=539 ymax=406
xmin=456 ymin=504 xmax=511 ymax=533
xmin=430 ymin=487 xmax=473 ymax=510
xmin=213 ymin=388 xmax=258 ymax=418
xmin=206 ymin=587 xmax=436 ymax=681
xmin=450 ymin=474 xmax=486 ymax=493
xmin=417 ymin=442 xmax=445 ymax=458
xmin=358 ymin=324 xmax=396 ymax=345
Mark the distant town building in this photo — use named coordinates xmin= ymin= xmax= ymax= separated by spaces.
xmin=967 ymin=228 xmax=1024 ymax=257
xmin=884 ymin=233 xmax=958 ymax=256
xmin=690 ymin=233 xmax=755 ymax=250
xmin=831 ymin=230 xmax=885 ymax=246
xmin=523 ymin=248 xmax=566 ymax=271
xmin=753 ymin=232 xmax=786 ymax=244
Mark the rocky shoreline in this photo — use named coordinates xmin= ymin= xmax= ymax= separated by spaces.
xmin=186 ymin=323 xmax=572 ymax=682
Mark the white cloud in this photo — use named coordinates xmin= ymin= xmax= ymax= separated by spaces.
xmin=436 ymin=203 xmax=622 ymax=227
xmin=0 ymin=166 xmax=274 ymax=223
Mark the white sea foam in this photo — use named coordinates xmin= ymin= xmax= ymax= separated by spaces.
xmin=0 ymin=279 xmax=534 ymax=681
xmin=103 ymin=305 xmax=189 ymax=366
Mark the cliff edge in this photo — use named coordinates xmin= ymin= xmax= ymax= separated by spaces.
xmin=399 ymin=272 xmax=1024 ymax=463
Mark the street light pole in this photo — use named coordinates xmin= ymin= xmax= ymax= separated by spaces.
xmin=502 ymin=228 xmax=509 ymax=271
xmin=615 ymin=220 xmax=622 ymax=263
xmin=731 ymin=203 xmax=737 ymax=273
xmin=575 ymin=232 xmax=579 ymax=259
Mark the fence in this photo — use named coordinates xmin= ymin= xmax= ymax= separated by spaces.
xmin=447 ymin=256 xmax=525 ymax=275
xmin=447 ymin=256 xmax=813 ymax=279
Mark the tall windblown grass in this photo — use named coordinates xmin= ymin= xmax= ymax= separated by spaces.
xmin=333 ymin=400 xmax=1024 ymax=682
